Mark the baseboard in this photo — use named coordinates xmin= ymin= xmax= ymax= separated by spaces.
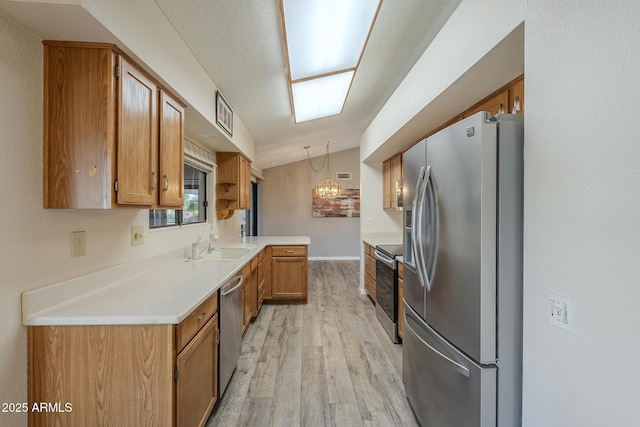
xmin=308 ymin=256 xmax=360 ymax=261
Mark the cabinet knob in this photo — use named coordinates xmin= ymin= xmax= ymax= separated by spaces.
xmin=163 ymin=175 xmax=169 ymax=191
xmin=197 ymin=312 xmax=207 ymax=321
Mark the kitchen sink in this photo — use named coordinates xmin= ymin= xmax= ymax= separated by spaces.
xmin=201 ymin=247 xmax=252 ymax=261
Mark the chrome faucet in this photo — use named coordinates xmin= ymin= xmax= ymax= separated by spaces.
xmin=207 ymin=233 xmax=219 ymax=254
xmin=190 ymin=234 xmax=219 ymax=260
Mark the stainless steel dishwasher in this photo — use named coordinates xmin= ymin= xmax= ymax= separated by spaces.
xmin=219 ymin=274 xmax=244 ymax=396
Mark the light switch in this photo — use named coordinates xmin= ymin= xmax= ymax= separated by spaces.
xmin=549 ymin=293 xmax=572 ymax=330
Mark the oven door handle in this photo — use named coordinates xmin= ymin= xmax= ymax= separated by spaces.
xmin=374 ymin=250 xmax=396 ymax=269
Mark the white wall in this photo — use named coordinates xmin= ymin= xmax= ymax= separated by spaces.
xmin=360 ymin=0 xmax=525 ymax=162
xmin=261 ymin=148 xmax=361 ymax=259
xmin=0 ymin=13 xmax=239 ymax=426
xmin=81 ymin=0 xmax=253 ymax=161
xmin=522 ymin=1 xmax=640 ymax=425
xmin=359 ymin=0 xmax=640 ymax=424
xmin=358 ymin=0 xmax=525 ymax=290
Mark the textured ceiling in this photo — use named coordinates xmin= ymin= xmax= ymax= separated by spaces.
xmin=154 ymin=0 xmax=462 ymax=169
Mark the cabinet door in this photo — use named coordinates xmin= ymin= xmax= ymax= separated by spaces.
xmin=257 ymin=253 xmax=266 ymax=311
xmin=176 ymin=314 xmax=218 ymax=427
xmin=390 ymin=154 xmax=402 ymax=209
xmin=239 ymin=155 xmax=252 ymax=209
xmin=159 ymin=90 xmax=184 ymax=207
xmin=117 ymin=58 xmax=158 ymax=205
xmin=271 ymin=256 xmax=308 ymax=300
xmin=382 ymin=159 xmax=392 ymax=209
xmin=43 ymin=44 xmax=118 ymax=209
xmin=250 ymin=266 xmax=258 ymax=319
xmin=364 ymin=244 xmax=376 ymax=301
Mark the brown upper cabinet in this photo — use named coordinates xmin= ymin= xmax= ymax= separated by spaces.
xmin=216 ymin=152 xmax=252 ymax=211
xmin=463 ymin=90 xmax=509 ymax=118
xmin=159 ymin=90 xmax=186 ymax=206
xmin=43 ymin=41 xmax=184 ymax=209
xmin=464 ymin=75 xmax=524 ymax=118
xmin=383 ymin=153 xmax=403 ymax=210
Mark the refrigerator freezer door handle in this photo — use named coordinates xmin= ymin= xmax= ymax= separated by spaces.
xmin=404 ymin=310 xmax=470 ymax=378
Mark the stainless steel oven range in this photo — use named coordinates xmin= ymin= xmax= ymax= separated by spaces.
xmin=374 ymin=244 xmax=404 ymax=343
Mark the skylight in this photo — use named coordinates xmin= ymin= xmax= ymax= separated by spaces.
xmin=280 ymin=0 xmax=382 ymax=123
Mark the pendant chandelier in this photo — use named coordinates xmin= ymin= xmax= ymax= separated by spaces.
xmin=305 ymin=142 xmax=341 ymax=199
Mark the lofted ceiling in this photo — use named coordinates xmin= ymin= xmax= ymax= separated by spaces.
xmin=153 ymin=0 xmax=463 ymax=169
xmin=0 ymin=0 xmax=463 ymax=170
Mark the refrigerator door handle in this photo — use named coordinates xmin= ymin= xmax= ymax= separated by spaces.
xmin=415 ymin=166 xmax=432 ymax=291
xmin=404 ymin=309 xmax=470 ymax=378
xmin=424 ymin=168 xmax=439 ymax=291
xmin=411 ymin=167 xmax=426 ymax=288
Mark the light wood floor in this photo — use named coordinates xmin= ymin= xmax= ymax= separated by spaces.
xmin=206 ymin=260 xmax=419 ymax=427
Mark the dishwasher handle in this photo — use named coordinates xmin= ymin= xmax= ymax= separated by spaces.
xmin=221 ymin=275 xmax=244 ymax=297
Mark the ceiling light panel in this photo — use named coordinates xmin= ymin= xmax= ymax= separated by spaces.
xmin=283 ymin=0 xmax=381 ymax=80
xmin=292 ymin=71 xmax=355 ymax=122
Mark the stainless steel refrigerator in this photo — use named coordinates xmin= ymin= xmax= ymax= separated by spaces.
xmin=402 ymin=112 xmax=523 ymax=426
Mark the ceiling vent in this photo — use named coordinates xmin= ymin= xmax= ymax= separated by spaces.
xmin=336 ymin=172 xmax=352 ymax=180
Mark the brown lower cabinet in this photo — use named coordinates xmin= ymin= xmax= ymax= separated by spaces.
xmin=269 ymin=246 xmax=308 ymax=303
xmin=28 ymin=291 xmax=219 ymax=427
xmin=241 ymin=261 xmax=257 ymax=335
xmin=27 ymin=245 xmax=310 ymax=426
xmin=176 ymin=314 xmax=218 ymax=427
xmin=257 ymin=249 xmax=267 ymax=311
xmin=364 ymin=243 xmax=376 ymax=302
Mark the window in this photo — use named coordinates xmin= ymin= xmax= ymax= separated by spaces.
xmin=149 ymin=164 xmax=207 ymax=228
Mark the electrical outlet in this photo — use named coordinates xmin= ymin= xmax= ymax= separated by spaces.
xmin=131 ymin=226 xmax=144 ymax=246
xmin=549 ymin=293 xmax=572 ymax=330
xmin=71 ymin=231 xmax=86 ymax=258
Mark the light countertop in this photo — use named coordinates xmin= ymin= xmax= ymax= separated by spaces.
xmin=22 ymin=236 xmax=310 ymax=326
xmin=362 ymin=232 xmax=403 ymax=248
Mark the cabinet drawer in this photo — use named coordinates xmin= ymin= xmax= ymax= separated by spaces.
xmin=242 ymin=263 xmax=251 ymax=280
xmin=364 ymin=244 xmax=375 ymax=257
xmin=365 ymin=271 xmax=376 ymax=300
xmin=271 ymin=246 xmax=307 ymax=257
xmin=176 ymin=292 xmax=218 ymax=352
xmin=365 ymin=253 xmax=376 ymax=279
xmin=250 ymin=255 xmax=259 ymax=271
xmin=258 ymin=249 xmax=265 ymax=263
